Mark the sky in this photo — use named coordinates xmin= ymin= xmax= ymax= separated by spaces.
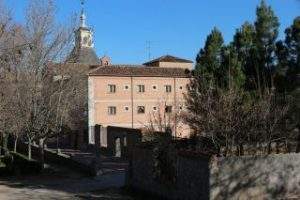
xmin=5 ymin=0 xmax=300 ymax=64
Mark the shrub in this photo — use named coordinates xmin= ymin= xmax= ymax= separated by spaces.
xmin=2 ymin=152 xmax=42 ymax=175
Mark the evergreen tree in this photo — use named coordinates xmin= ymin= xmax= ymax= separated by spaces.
xmin=284 ymin=17 xmax=300 ymax=138
xmin=221 ymin=44 xmax=246 ymax=89
xmin=285 ymin=16 xmax=300 ymax=91
xmin=254 ymin=0 xmax=280 ymax=89
xmin=274 ymin=17 xmax=300 ymax=93
xmin=232 ymin=22 xmax=257 ymax=90
xmin=195 ymin=27 xmax=224 ymax=86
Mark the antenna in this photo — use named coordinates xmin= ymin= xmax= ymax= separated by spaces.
xmin=146 ymin=41 xmax=152 ymax=60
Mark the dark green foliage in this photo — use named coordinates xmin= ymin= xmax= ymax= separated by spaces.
xmin=152 ymin=132 xmax=176 ymax=185
xmin=233 ymin=22 xmax=258 ymax=90
xmin=221 ymin=44 xmax=246 ymax=89
xmin=254 ymin=0 xmax=279 ymax=87
xmin=195 ymin=27 xmax=225 ymax=87
xmin=231 ymin=0 xmax=279 ymax=92
xmin=187 ymin=0 xmax=298 ymax=155
xmin=285 ymin=16 xmax=300 ymax=91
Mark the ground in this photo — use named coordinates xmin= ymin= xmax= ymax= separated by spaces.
xmin=0 ymin=163 xmax=154 ymax=200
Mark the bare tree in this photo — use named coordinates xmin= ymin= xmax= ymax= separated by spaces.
xmin=0 ymin=0 xmax=76 ymax=164
xmin=0 ymin=0 xmax=25 ymax=154
xmin=144 ymin=100 xmax=184 ymax=141
xmin=184 ymin=76 xmax=290 ymax=156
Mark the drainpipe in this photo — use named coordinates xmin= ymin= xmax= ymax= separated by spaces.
xmin=173 ymin=77 xmax=177 ymax=138
xmin=131 ymin=76 xmax=134 ymax=128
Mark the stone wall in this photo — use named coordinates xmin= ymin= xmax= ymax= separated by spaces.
xmin=90 ymin=125 xmax=142 ymax=158
xmin=128 ymin=146 xmax=210 ymax=200
xmin=211 ymin=153 xmax=300 ymax=199
xmin=106 ymin=126 xmax=142 ymax=158
xmin=13 ymin=142 xmax=93 ymax=175
xmin=128 ymin=145 xmax=300 ymax=200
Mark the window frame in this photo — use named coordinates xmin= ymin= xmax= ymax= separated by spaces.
xmin=137 ymin=106 xmax=145 ymax=114
xmin=137 ymin=85 xmax=145 ymax=93
xmin=108 ymin=106 xmax=117 ymax=115
xmin=165 ymin=105 xmax=172 ymax=113
xmin=165 ymin=85 xmax=172 ymax=93
xmin=108 ymin=84 xmax=116 ymax=93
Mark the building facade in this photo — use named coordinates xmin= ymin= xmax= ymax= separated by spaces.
xmin=64 ymin=2 xmax=194 ymax=145
xmin=88 ymin=56 xmax=193 ymax=144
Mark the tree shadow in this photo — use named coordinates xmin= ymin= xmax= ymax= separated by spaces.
xmin=0 ymin=167 xmax=130 ymax=200
xmin=210 ymin=154 xmax=300 ymax=199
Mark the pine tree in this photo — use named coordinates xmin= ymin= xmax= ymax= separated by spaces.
xmin=195 ymin=27 xmax=224 ymax=86
xmin=232 ymin=22 xmax=257 ymax=90
xmin=221 ymin=44 xmax=246 ymax=89
xmin=284 ymin=16 xmax=300 ymax=149
xmin=274 ymin=40 xmax=289 ymax=93
xmin=285 ymin=16 xmax=300 ymax=91
xmin=254 ymin=0 xmax=280 ymax=89
xmin=274 ymin=17 xmax=300 ymax=93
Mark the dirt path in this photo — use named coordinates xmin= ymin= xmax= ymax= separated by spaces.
xmin=0 ymin=171 xmax=133 ymax=200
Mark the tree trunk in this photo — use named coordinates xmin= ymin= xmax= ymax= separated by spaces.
xmin=28 ymin=139 xmax=32 ymax=160
xmin=39 ymin=138 xmax=45 ymax=169
xmin=296 ymin=124 xmax=300 ymax=153
xmin=14 ymin=135 xmax=18 ymax=153
xmin=267 ymin=142 xmax=272 ymax=154
xmin=3 ymin=133 xmax=9 ymax=155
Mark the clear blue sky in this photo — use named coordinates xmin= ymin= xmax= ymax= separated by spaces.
xmin=6 ymin=0 xmax=300 ymax=64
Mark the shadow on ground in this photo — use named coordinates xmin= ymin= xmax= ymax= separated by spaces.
xmin=0 ymin=163 xmax=155 ymax=200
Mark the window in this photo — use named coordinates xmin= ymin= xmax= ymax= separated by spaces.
xmin=137 ymin=106 xmax=145 ymax=114
xmin=179 ymin=86 xmax=183 ymax=90
xmin=153 ymin=106 xmax=157 ymax=111
xmin=152 ymin=85 xmax=157 ymax=90
xmin=165 ymin=106 xmax=172 ymax=113
xmin=137 ymin=85 xmax=145 ymax=93
xmin=124 ymin=106 xmax=129 ymax=111
xmin=124 ymin=85 xmax=129 ymax=90
xmin=165 ymin=85 xmax=172 ymax=93
xmin=108 ymin=106 xmax=116 ymax=115
xmin=108 ymin=84 xmax=116 ymax=93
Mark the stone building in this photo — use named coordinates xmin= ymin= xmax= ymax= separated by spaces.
xmin=62 ymin=3 xmax=194 ymax=146
xmin=88 ymin=56 xmax=193 ymax=143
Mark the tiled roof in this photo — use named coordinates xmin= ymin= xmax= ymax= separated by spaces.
xmin=66 ymin=47 xmax=100 ymax=65
xmin=88 ymin=65 xmax=192 ymax=78
xmin=143 ymin=55 xmax=193 ymax=65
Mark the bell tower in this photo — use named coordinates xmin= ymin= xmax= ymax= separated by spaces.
xmin=66 ymin=0 xmax=99 ymax=64
xmin=75 ymin=0 xmax=94 ymax=49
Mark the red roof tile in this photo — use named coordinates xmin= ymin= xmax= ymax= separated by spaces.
xmin=88 ymin=65 xmax=192 ymax=78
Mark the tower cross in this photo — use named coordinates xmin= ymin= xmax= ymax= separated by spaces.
xmin=80 ymin=0 xmax=86 ymax=27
